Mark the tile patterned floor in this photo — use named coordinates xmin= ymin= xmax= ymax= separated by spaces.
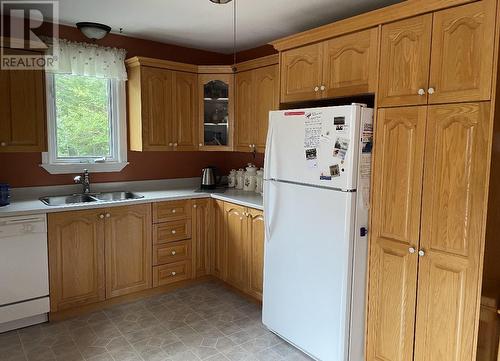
xmin=0 ymin=282 xmax=312 ymax=361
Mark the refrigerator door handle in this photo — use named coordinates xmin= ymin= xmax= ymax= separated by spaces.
xmin=264 ymin=180 xmax=271 ymax=241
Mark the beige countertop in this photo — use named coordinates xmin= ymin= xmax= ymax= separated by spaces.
xmin=0 ymin=178 xmax=263 ymax=218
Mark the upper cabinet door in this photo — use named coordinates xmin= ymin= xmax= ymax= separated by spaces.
xmin=198 ymin=74 xmax=234 ymax=151
xmin=141 ymin=67 xmax=174 ymax=150
xmin=429 ymin=0 xmax=495 ymax=104
xmin=367 ymin=107 xmax=427 ymax=361
xmin=322 ymin=28 xmax=378 ymax=98
xmin=414 ymin=103 xmax=491 ymax=361
xmin=378 ymin=15 xmax=433 ymax=107
xmin=0 ymin=66 xmax=46 ymax=152
xmin=105 ymin=204 xmax=152 ymax=298
xmin=253 ymin=65 xmax=279 ymax=152
xmin=172 ymin=71 xmax=198 ymax=151
xmin=234 ymin=70 xmax=255 ymax=152
xmin=281 ymin=43 xmax=323 ymax=103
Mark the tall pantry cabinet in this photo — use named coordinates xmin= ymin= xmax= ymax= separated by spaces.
xmin=367 ymin=1 xmax=496 ymax=361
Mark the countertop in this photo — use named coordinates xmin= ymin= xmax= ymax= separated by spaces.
xmin=0 ymin=178 xmax=263 ymax=218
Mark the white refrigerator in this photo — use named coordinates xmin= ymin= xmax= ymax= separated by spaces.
xmin=262 ymin=104 xmax=374 ymax=361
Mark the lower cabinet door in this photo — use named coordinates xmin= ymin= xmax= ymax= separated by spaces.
xmin=225 ymin=203 xmax=248 ymax=290
xmin=213 ymin=200 xmax=226 ymax=279
xmin=48 ymin=209 xmax=105 ymax=311
xmin=192 ymin=199 xmax=211 ymax=277
xmin=105 ymin=204 xmax=152 ymax=298
xmin=247 ymin=209 xmax=265 ymax=300
xmin=414 ymin=103 xmax=491 ymax=361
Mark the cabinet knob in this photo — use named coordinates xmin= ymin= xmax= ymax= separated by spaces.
xmin=174 ymin=143 xmax=178 ymax=147
xmin=171 ymin=251 xmax=176 ymax=255
xmin=199 ymin=143 xmax=203 ymax=147
xmin=314 ymin=86 xmax=319 ymax=92
xmin=409 ymin=247 xmax=416 ymax=254
xmin=418 ymin=88 xmax=425 ymax=96
xmin=427 ymin=87 xmax=435 ymax=95
xmin=105 ymin=213 xmax=111 ymax=218
xmin=418 ymin=250 xmax=425 ymax=257
xmin=320 ymin=85 xmax=326 ymax=91
xmin=171 ymin=271 xmax=177 ymax=276
xmin=169 ymin=143 xmax=173 ymax=146
xmin=0 ymin=142 xmax=6 ymax=147
xmin=248 ymin=144 xmax=252 ymax=148
xmin=171 ymin=230 xmax=176 ymax=234
xmin=193 ymin=204 xmax=197 ymax=208
xmin=99 ymin=214 xmax=105 ymax=219
xmin=172 ymin=209 xmax=176 ymax=213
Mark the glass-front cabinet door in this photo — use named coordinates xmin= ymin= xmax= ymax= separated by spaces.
xmin=198 ymin=73 xmax=234 ymax=151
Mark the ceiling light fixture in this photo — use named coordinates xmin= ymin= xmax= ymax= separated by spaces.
xmin=209 ymin=0 xmax=233 ymax=3
xmin=76 ymin=22 xmax=111 ymax=41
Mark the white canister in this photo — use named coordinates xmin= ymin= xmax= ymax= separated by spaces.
xmin=255 ymin=168 xmax=264 ymax=194
xmin=243 ymin=164 xmax=257 ymax=192
xmin=235 ymin=169 xmax=245 ymax=190
xmin=228 ymin=169 xmax=236 ymax=188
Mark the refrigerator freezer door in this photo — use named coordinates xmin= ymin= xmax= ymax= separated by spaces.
xmin=262 ymin=180 xmax=357 ymax=361
xmin=264 ymin=106 xmax=362 ymax=190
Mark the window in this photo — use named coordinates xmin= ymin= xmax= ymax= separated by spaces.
xmin=42 ymin=73 xmax=127 ymax=174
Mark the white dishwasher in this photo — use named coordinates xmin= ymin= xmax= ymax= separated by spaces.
xmin=0 ymin=214 xmax=50 ymax=332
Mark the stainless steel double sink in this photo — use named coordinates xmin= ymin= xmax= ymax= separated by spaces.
xmin=40 ymin=191 xmax=144 ymax=206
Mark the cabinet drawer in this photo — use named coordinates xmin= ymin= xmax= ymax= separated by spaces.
xmin=153 ymin=200 xmax=192 ymax=222
xmin=153 ymin=241 xmax=191 ymax=266
xmin=153 ymin=219 xmax=192 ymax=244
xmin=153 ymin=261 xmax=191 ymax=286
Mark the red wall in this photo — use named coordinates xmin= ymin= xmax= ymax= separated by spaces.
xmin=1 ymin=23 xmax=272 ymax=188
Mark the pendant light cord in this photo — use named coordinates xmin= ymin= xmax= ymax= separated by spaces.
xmin=232 ymin=0 xmax=237 ymax=71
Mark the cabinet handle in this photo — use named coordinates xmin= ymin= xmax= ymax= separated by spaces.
xmin=320 ymin=85 xmax=326 ymax=91
xmin=99 ymin=214 xmax=105 ymax=219
xmin=408 ymin=247 xmax=416 ymax=254
xmin=171 ymin=251 xmax=176 ymax=255
xmin=417 ymin=88 xmax=425 ymax=96
xmin=314 ymin=86 xmax=319 ymax=92
xmin=427 ymin=87 xmax=435 ymax=95
xmin=193 ymin=204 xmax=197 ymax=208
xmin=171 ymin=271 xmax=177 ymax=276
xmin=418 ymin=250 xmax=425 ymax=257
xmin=105 ymin=213 xmax=111 ymax=218
xmin=0 ymin=142 xmax=6 ymax=147
xmin=171 ymin=230 xmax=176 ymax=234
xmin=172 ymin=209 xmax=176 ymax=213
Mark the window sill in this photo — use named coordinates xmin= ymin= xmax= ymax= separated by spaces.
xmin=40 ymin=162 xmax=129 ymax=175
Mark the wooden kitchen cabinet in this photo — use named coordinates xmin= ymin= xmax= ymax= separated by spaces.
xmin=48 ymin=209 xmax=105 ymax=312
xmin=192 ymin=198 xmax=212 ymax=277
xmin=378 ymin=0 xmax=495 ymax=107
xmin=321 ymin=27 xmax=378 ymax=98
xmin=105 ymin=204 xmax=152 ymax=298
xmin=235 ymin=64 xmax=279 ymax=153
xmin=280 ymin=29 xmax=377 ymax=103
xmin=172 ymin=71 xmax=198 ymax=151
xmin=225 ymin=202 xmax=248 ymax=290
xmin=378 ymin=14 xmax=433 ymax=107
xmin=280 ymin=43 xmax=323 ymax=103
xmin=428 ymin=0 xmax=495 ymax=104
xmin=414 ymin=102 xmax=491 ymax=361
xmin=126 ymin=57 xmax=198 ymax=151
xmin=247 ymin=209 xmax=265 ymax=300
xmin=367 ymin=103 xmax=491 ymax=361
xmin=0 ymin=50 xmax=46 ymax=152
xmin=212 ymin=199 xmax=226 ymax=279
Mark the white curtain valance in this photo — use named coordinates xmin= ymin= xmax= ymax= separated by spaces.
xmin=47 ymin=39 xmax=127 ymax=81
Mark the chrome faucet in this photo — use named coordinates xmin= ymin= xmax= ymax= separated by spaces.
xmin=74 ymin=169 xmax=91 ymax=194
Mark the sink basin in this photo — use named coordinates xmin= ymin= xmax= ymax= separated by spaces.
xmin=40 ymin=191 xmax=144 ymax=206
xmin=92 ymin=191 xmax=144 ymax=201
xmin=40 ymin=194 xmax=99 ymax=206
